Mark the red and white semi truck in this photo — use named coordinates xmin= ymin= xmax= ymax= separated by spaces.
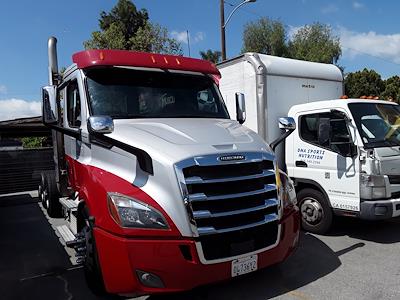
xmin=39 ymin=37 xmax=299 ymax=296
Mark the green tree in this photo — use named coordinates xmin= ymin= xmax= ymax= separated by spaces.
xmin=344 ymin=68 xmax=384 ymax=98
xmin=21 ymin=137 xmax=46 ymax=149
xmin=288 ymin=23 xmax=341 ymax=64
xmin=84 ymin=0 xmax=182 ymax=55
xmin=242 ymin=17 xmax=287 ymax=56
xmin=199 ymin=49 xmax=222 ymax=64
xmin=380 ymin=76 xmax=400 ymax=103
xmin=129 ymin=22 xmax=182 ymax=55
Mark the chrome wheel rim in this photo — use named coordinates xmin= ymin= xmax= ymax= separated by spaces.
xmin=301 ymin=197 xmax=323 ymax=224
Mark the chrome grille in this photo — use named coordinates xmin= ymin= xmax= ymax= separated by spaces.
xmin=175 ymin=152 xmax=280 ymax=261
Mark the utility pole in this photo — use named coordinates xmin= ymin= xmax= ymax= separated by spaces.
xmin=220 ymin=0 xmax=226 ymax=61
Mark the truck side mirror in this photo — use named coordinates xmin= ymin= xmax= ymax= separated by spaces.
xmin=88 ymin=116 xmax=114 ymax=134
xmin=271 ymin=117 xmax=296 ymax=151
xmin=42 ymin=86 xmax=58 ymax=125
xmin=235 ymin=93 xmax=246 ymax=124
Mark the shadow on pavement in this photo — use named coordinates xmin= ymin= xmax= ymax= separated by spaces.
xmin=327 ymin=216 xmax=400 ymax=244
xmin=0 ymin=193 xmax=117 ymax=300
xmin=147 ymin=232 xmax=363 ymax=300
xmin=1 ymin=193 xmax=381 ymax=300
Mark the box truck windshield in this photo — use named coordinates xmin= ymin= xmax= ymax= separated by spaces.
xmin=86 ymin=68 xmax=230 ymax=119
xmin=349 ymin=103 xmax=400 ymax=148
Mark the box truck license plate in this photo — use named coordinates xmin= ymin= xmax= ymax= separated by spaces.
xmin=231 ymin=255 xmax=258 ymax=277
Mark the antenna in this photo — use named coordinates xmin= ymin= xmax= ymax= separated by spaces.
xmin=187 ymin=30 xmax=191 ymax=57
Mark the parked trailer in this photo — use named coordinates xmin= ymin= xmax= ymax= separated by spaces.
xmin=39 ymin=40 xmax=299 ymax=296
xmin=219 ymin=53 xmax=400 ymax=234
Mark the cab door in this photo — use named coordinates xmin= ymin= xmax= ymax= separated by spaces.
xmin=292 ymin=109 xmax=361 ymax=212
xmin=63 ymin=74 xmax=86 ymax=190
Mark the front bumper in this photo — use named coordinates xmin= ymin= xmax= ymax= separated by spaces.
xmin=360 ymin=198 xmax=400 ymax=220
xmin=93 ymin=210 xmax=299 ymax=296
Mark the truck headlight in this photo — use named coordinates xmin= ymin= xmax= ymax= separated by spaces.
xmin=107 ymin=193 xmax=169 ymax=229
xmin=360 ymin=174 xmax=388 ymax=199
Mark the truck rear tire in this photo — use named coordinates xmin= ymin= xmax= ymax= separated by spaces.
xmin=297 ymin=188 xmax=332 ymax=234
xmin=38 ymin=173 xmax=47 ymax=209
xmin=44 ymin=172 xmax=62 ymax=218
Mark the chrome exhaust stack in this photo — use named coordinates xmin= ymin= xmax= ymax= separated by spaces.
xmin=48 ymin=37 xmax=59 ymax=85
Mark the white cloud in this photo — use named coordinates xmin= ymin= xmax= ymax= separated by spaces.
xmin=338 ymin=27 xmax=400 ymax=63
xmin=171 ymin=31 xmax=188 ymax=43
xmin=0 ymin=85 xmax=7 ymax=94
xmin=353 ymin=1 xmax=364 ymax=9
xmin=321 ymin=4 xmax=338 ymax=14
xmin=0 ymin=99 xmax=41 ymax=121
xmin=288 ymin=25 xmax=303 ymax=39
xmin=171 ymin=31 xmax=205 ymax=44
xmin=193 ymin=32 xmax=205 ymax=43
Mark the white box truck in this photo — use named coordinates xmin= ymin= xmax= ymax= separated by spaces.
xmin=218 ymin=53 xmax=400 ymax=234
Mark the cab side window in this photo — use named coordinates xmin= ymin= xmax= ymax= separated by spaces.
xmin=300 ymin=112 xmax=352 ymax=156
xmin=300 ymin=113 xmax=330 ymax=147
xmin=66 ymin=81 xmax=81 ymax=128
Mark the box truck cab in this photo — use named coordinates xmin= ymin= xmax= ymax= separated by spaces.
xmin=39 ymin=39 xmax=299 ymax=296
xmin=218 ymin=53 xmax=400 ymax=234
xmin=287 ymin=99 xmax=400 ymax=232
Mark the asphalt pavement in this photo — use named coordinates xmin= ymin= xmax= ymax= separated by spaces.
xmin=1 ymin=192 xmax=399 ymax=300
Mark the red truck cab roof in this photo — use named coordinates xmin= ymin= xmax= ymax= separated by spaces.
xmin=72 ymin=50 xmax=220 ymax=76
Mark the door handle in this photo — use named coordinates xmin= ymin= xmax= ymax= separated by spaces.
xmin=295 ymin=161 xmax=308 ymax=167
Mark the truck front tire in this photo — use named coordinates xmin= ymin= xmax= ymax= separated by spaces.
xmin=297 ymin=188 xmax=332 ymax=234
xmin=81 ymin=211 xmax=105 ymax=295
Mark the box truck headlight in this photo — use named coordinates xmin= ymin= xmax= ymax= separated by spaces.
xmin=360 ymin=174 xmax=388 ymax=199
xmin=107 ymin=193 xmax=169 ymax=229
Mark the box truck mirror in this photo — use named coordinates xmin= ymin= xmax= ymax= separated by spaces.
xmin=42 ymin=85 xmax=58 ymax=125
xmin=235 ymin=92 xmax=246 ymax=124
xmin=88 ymin=116 xmax=114 ymax=134
xmin=271 ymin=117 xmax=296 ymax=151
xmin=278 ymin=117 xmax=296 ymax=130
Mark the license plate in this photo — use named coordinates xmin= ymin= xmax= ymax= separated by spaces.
xmin=231 ymin=255 xmax=258 ymax=277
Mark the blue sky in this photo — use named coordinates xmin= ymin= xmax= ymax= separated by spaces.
xmin=1 ymin=0 xmax=400 ymax=120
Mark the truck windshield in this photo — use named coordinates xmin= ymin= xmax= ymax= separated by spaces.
xmin=349 ymin=103 xmax=400 ymax=148
xmin=85 ymin=67 xmax=229 ymax=119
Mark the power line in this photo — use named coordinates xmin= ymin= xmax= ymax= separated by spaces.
xmin=341 ymin=46 xmax=400 ymax=67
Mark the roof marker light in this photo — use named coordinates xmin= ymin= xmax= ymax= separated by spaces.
xmin=175 ymin=58 xmax=181 ymax=65
xmin=163 ymin=57 xmax=168 ymax=64
xmin=99 ymin=52 xmax=105 ymax=60
xmin=340 ymin=95 xmax=348 ymax=99
xmin=151 ymin=56 xmax=156 ymax=63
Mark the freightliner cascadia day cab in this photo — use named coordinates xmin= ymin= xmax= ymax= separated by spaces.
xmin=218 ymin=53 xmax=400 ymax=234
xmin=39 ymin=38 xmax=299 ymax=296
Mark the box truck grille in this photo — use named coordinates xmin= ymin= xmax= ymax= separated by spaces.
xmin=176 ymin=153 xmax=280 ymax=261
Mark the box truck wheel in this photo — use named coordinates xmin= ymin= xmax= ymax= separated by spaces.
xmin=81 ymin=210 xmax=105 ymax=295
xmin=43 ymin=172 xmax=62 ymax=218
xmin=297 ymin=188 xmax=332 ymax=234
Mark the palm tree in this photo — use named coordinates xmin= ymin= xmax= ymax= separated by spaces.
xmin=199 ymin=49 xmax=222 ymax=64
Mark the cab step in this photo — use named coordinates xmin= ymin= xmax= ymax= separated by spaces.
xmin=56 ymin=225 xmax=76 ymax=244
xmin=59 ymin=198 xmax=78 ymax=210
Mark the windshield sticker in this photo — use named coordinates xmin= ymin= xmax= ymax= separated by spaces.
xmin=297 ymin=148 xmax=325 ymax=165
